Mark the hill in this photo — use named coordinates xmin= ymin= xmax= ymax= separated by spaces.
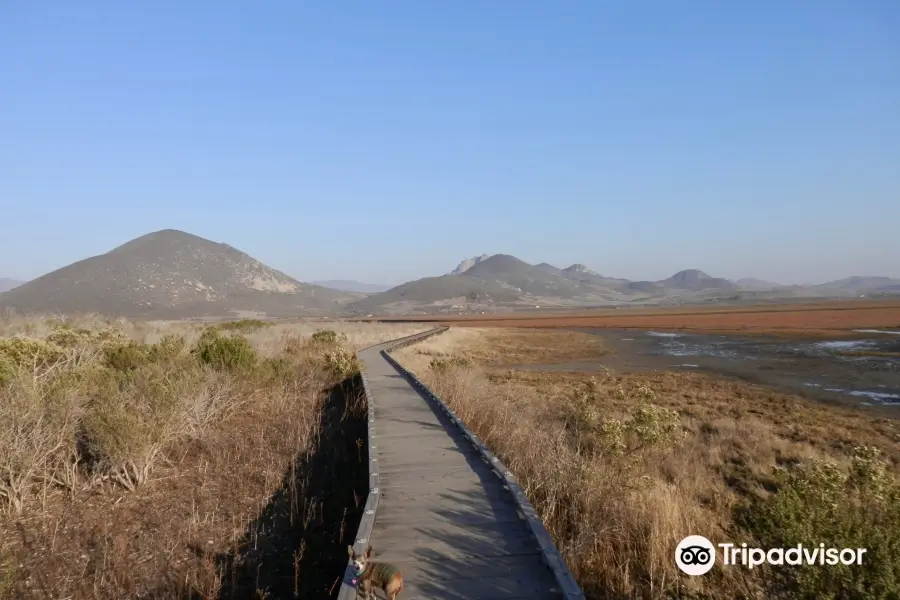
xmin=345 ymin=275 xmax=522 ymax=314
xmin=0 ymin=278 xmax=24 ymax=293
xmin=0 ymin=229 xmax=354 ymax=318
xmin=814 ymin=276 xmax=900 ymax=296
xmin=461 ymin=255 xmax=590 ymax=298
xmin=659 ymin=269 xmax=738 ymax=291
xmin=310 ymin=279 xmax=392 ymax=294
xmin=736 ymin=278 xmax=781 ymax=290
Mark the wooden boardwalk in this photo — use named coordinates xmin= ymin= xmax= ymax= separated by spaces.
xmin=338 ymin=328 xmax=584 ymax=600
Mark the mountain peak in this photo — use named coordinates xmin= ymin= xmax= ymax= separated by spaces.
xmin=662 ymin=269 xmax=736 ymax=291
xmin=563 ymin=263 xmax=597 ymax=275
xmin=449 ymin=254 xmax=490 ymax=275
xmin=668 ymin=269 xmax=712 ymax=282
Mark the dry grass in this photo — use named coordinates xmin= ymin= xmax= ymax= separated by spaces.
xmin=0 ymin=313 xmax=430 ymax=353
xmin=0 ymin=314 xmax=425 ymax=599
xmin=393 ymin=327 xmax=900 ymax=599
xmin=396 ymin=326 xmax=609 ymax=366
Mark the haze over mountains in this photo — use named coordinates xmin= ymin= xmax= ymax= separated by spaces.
xmin=309 ymin=280 xmax=393 ymax=294
xmin=2 ymin=232 xmax=898 ymax=319
xmin=0 ymin=278 xmax=24 ymax=293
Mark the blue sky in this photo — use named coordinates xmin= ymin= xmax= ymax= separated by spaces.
xmin=1 ymin=1 xmax=898 ymax=286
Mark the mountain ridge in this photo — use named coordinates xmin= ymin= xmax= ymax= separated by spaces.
xmin=310 ymin=280 xmax=392 ymax=294
xmin=345 ymin=254 xmax=900 ymax=314
xmin=4 ymin=244 xmax=898 ymax=318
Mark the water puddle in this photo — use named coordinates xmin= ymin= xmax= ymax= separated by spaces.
xmin=854 ymin=329 xmax=900 ymax=336
xmin=816 ymin=340 xmax=874 ymax=351
xmin=850 ymin=390 xmax=900 ymax=402
xmin=821 ymin=387 xmax=900 ymax=405
xmin=675 ymin=364 xmax=700 ymax=368
xmin=799 ymin=383 xmax=899 ymax=406
xmin=644 ymin=331 xmax=742 ymax=359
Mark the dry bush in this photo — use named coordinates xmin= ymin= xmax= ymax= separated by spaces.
xmin=0 ymin=314 xmax=398 ymax=599
xmin=393 ymin=328 xmax=900 ymax=599
xmin=0 ymin=313 xmax=430 ymax=353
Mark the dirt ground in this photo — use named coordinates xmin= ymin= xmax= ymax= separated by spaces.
xmin=367 ymin=299 xmax=900 ymax=338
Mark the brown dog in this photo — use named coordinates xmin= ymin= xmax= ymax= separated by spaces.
xmin=348 ymin=545 xmax=403 ymax=599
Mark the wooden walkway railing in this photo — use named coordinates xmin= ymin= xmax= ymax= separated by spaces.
xmin=338 ymin=327 xmax=585 ymax=600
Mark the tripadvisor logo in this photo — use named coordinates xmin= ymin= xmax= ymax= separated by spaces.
xmin=675 ymin=535 xmax=868 ymax=575
xmin=676 ymin=535 xmax=716 ymax=576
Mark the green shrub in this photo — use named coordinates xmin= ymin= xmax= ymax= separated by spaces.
xmin=216 ymin=319 xmax=271 ymax=333
xmin=259 ymin=356 xmax=295 ymax=382
xmin=102 ymin=336 xmax=187 ymax=373
xmin=568 ymin=377 xmax=601 ymax=431
xmin=0 ymin=337 xmax=65 ymax=368
xmin=738 ymin=446 xmax=900 ymax=599
xmin=428 ymin=355 xmax=471 ymax=373
xmin=79 ymin=374 xmax=180 ymax=490
xmin=103 ymin=341 xmax=151 ymax=372
xmin=0 ymin=337 xmax=66 ymax=383
xmin=310 ymin=329 xmax=347 ymax=345
xmin=147 ymin=335 xmax=186 ymax=363
xmin=191 ymin=330 xmax=257 ymax=372
xmin=46 ymin=325 xmax=127 ymax=349
xmin=598 ymin=403 xmax=684 ymax=456
xmin=323 ymin=347 xmax=360 ymax=380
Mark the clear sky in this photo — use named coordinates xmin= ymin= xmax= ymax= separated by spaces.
xmin=2 ymin=1 xmax=898 ymax=286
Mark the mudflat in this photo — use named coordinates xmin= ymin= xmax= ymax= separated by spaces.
xmin=369 ymin=299 xmax=900 ymax=338
xmin=508 ymin=328 xmax=900 ymax=415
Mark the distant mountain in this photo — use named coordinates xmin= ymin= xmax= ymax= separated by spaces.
xmin=535 ymin=263 xmax=561 ymax=272
xmin=311 ymin=280 xmax=392 ymax=294
xmin=347 ymin=275 xmax=521 ymax=313
xmin=462 ymin=255 xmax=588 ymax=298
xmin=0 ymin=229 xmax=354 ymax=318
xmin=659 ymin=269 xmax=738 ymax=291
xmin=628 ymin=281 xmax=664 ymax=294
xmin=814 ymin=276 xmax=900 ymax=296
xmin=0 ymin=278 xmax=24 ymax=293
xmin=449 ymin=254 xmax=489 ymax=275
xmin=735 ymin=278 xmax=782 ymax=290
xmin=346 ymin=264 xmax=900 ymax=314
xmin=560 ymin=264 xmax=632 ymax=291
xmin=350 ymin=254 xmax=633 ymax=315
